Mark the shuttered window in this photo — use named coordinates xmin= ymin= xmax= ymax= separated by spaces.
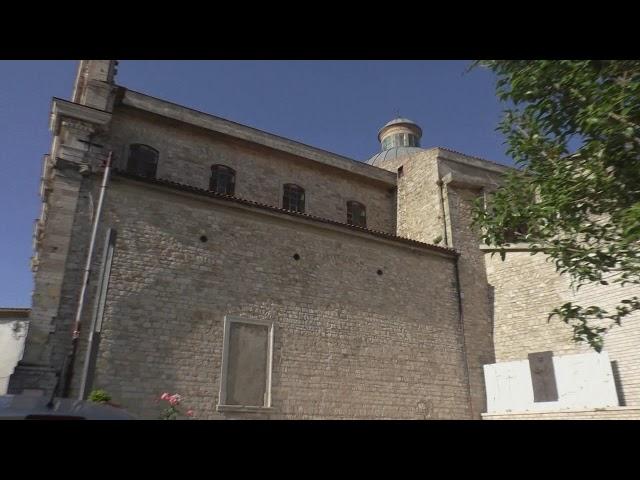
xmin=347 ymin=201 xmax=367 ymax=228
xmin=283 ymin=184 xmax=305 ymax=213
xmin=210 ymin=165 xmax=236 ymax=195
xmin=127 ymin=144 xmax=158 ymax=178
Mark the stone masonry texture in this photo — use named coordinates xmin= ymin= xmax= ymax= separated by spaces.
xmin=87 ymin=179 xmax=471 ymax=419
xmin=106 ymin=107 xmax=397 ymax=235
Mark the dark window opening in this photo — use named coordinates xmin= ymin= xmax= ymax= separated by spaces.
xmin=210 ymin=165 xmax=236 ymax=196
xmin=503 ymin=222 xmax=529 ymax=244
xmin=283 ymin=184 xmax=305 ymax=213
xmin=127 ymin=144 xmax=158 ymax=178
xmin=347 ymin=201 xmax=366 ymax=228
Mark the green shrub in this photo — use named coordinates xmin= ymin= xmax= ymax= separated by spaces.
xmin=88 ymin=389 xmax=112 ymax=403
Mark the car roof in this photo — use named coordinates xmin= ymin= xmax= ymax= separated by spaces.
xmin=0 ymin=395 xmax=138 ymax=420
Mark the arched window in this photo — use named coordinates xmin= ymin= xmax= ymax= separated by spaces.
xmin=127 ymin=144 xmax=158 ymax=178
xmin=347 ymin=201 xmax=366 ymax=228
xmin=210 ymin=165 xmax=236 ymax=195
xmin=283 ymin=184 xmax=305 ymax=213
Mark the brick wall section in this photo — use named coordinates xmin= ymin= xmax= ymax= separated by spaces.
xmin=9 ymin=164 xmax=84 ymax=394
xmin=106 ymin=107 xmax=397 ymax=235
xmin=485 ymin=252 xmax=587 ymax=361
xmin=49 ymin=176 xmax=100 ymax=392
xmin=485 ymin=250 xmax=640 ymax=407
xmin=444 ymin=186 xmax=495 ymax=418
xmin=483 ymin=407 xmax=640 ymax=420
xmin=568 ymin=276 xmax=640 ymax=407
xmin=88 ymin=179 xmax=472 ymax=419
xmin=369 ymin=149 xmax=496 ymax=418
xmin=369 ymin=149 xmax=445 ymax=245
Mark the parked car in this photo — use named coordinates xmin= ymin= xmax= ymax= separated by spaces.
xmin=0 ymin=394 xmax=137 ymax=420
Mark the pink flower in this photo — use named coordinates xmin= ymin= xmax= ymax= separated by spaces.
xmin=160 ymin=393 xmax=170 ymax=400
xmin=186 ymin=409 xmax=194 ymax=417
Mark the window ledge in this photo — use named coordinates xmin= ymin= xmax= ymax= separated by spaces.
xmin=216 ymin=404 xmax=274 ymax=414
xmin=479 ymin=244 xmax=534 ymax=252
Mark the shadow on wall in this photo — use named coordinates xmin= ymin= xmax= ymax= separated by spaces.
xmin=488 ymin=284 xmax=495 ymax=339
xmin=611 ymin=360 xmax=626 ymax=407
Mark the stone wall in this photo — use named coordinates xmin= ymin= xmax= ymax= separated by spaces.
xmin=367 ymin=149 xmax=445 ymax=245
xmin=9 ymin=162 xmax=85 ymax=395
xmin=105 ymin=107 xmax=397 ymax=235
xmin=366 ymin=148 xmax=501 ymax=418
xmin=485 ymin=249 xmax=640 ymax=407
xmin=444 ymin=185 xmax=495 ymax=418
xmin=85 ymin=178 xmax=472 ymax=419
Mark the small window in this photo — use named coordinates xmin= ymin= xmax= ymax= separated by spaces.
xmin=283 ymin=184 xmax=305 ymax=213
xmin=503 ymin=222 xmax=529 ymax=244
xmin=219 ymin=317 xmax=274 ymax=409
xmin=347 ymin=201 xmax=366 ymax=228
xmin=210 ymin=165 xmax=236 ymax=195
xmin=127 ymin=144 xmax=158 ymax=178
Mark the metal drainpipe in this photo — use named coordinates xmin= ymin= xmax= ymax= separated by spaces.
xmin=79 ymin=227 xmax=116 ymax=400
xmin=437 ymin=180 xmax=449 ymax=247
xmin=440 ymin=178 xmax=474 ymax=418
xmin=453 ymin=254 xmax=474 ymax=419
xmin=60 ymin=152 xmax=113 ymax=398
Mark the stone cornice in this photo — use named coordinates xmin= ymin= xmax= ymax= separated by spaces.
xmin=433 ymin=147 xmax=514 ymax=175
xmin=0 ymin=308 xmax=30 ymax=318
xmin=49 ymin=97 xmax=112 ymax=136
xmin=118 ymin=88 xmax=397 ymax=187
xmin=479 ymin=244 xmax=536 ymax=253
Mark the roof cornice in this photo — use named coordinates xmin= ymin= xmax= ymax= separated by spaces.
xmin=432 ymin=147 xmax=514 ymax=174
xmin=111 ymin=169 xmax=457 ymax=259
xmin=50 ymin=97 xmax=112 ymax=135
xmin=118 ymin=88 xmax=397 ymax=186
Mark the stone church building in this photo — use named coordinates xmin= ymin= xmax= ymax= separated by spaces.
xmin=7 ymin=60 xmax=640 ymax=419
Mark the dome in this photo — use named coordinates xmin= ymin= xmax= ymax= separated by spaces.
xmin=367 ymin=117 xmax=425 ymax=166
xmin=377 ymin=118 xmax=423 ymax=142
xmin=367 ymin=146 xmax=424 ymax=166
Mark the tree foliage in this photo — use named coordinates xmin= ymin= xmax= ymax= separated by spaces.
xmin=472 ymin=60 xmax=640 ymax=351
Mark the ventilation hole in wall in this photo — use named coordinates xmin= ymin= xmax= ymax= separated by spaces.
xmin=377 ymin=269 xmax=383 ymax=276
xmin=200 ymin=235 xmax=208 ymax=243
xmin=293 ymin=253 xmax=301 ymax=261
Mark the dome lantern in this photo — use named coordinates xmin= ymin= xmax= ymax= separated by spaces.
xmin=378 ymin=117 xmax=422 ymax=151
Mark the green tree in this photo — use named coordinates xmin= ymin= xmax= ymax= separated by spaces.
xmin=472 ymin=60 xmax=640 ymax=351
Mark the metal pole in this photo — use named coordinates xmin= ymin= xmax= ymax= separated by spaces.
xmin=79 ymin=227 xmax=117 ymax=400
xmin=61 ymin=152 xmax=113 ymax=398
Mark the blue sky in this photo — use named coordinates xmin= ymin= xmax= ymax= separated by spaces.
xmin=0 ymin=60 xmax=509 ymax=307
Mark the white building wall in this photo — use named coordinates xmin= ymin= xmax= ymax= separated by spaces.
xmin=484 ymin=352 xmax=619 ymax=413
xmin=0 ymin=320 xmax=29 ymax=394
